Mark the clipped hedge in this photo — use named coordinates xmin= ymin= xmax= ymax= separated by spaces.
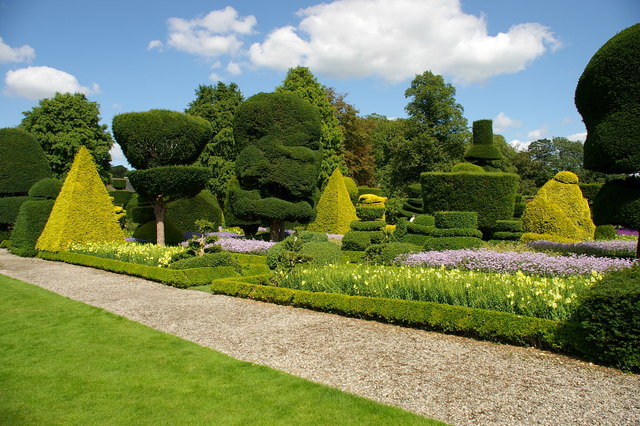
xmin=350 ymin=220 xmax=386 ymax=231
xmin=307 ymin=168 xmax=358 ymax=235
xmin=491 ymin=219 xmax=524 ymax=241
xmin=413 ymin=214 xmax=435 ymax=227
xmin=132 ymin=220 xmax=183 ymax=245
xmin=591 ymin=177 xmax=640 ymax=230
xmin=406 ymin=222 xmax=434 ymax=236
xmin=169 ymin=252 xmax=240 ymax=271
xmin=356 ymin=207 xmax=385 ymax=221
xmin=423 ymin=236 xmax=484 ymax=251
xmin=357 ymin=186 xmax=384 ymax=197
xmin=421 ymin=171 xmax=519 ymax=232
xmin=594 ymin=224 xmax=617 ymax=240
xmin=9 ymin=199 xmax=54 ymax=257
xmin=362 ymin=242 xmax=422 ymax=265
xmin=38 ymin=251 xmax=239 ymax=288
xmin=166 ymin=189 xmax=222 ymax=235
xmin=401 ymin=234 xmax=431 ymax=247
xmin=210 ymin=277 xmax=581 ymax=352
xmin=434 ymin=211 xmax=478 ymax=229
xmin=571 ymin=264 xmax=640 ymax=372
xmin=109 ymin=190 xmax=134 ymax=208
xmin=28 ymin=178 xmax=62 ymax=199
xmin=341 ymin=230 xmax=386 ymax=251
xmin=431 ymin=228 xmax=483 ymax=238
xmin=111 ymin=178 xmax=127 ymax=190
xmin=0 ymin=127 xmax=52 ymax=195
xmin=0 ymin=196 xmax=31 ymax=225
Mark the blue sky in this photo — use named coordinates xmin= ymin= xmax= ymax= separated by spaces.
xmin=0 ymin=0 xmax=638 ymax=167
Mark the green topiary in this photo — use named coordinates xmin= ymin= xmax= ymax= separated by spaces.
xmin=300 ymin=241 xmax=342 ymax=266
xmin=9 ymin=199 xmax=55 ymax=257
xmin=343 ymin=175 xmax=358 ymax=205
xmin=520 ymin=232 xmax=578 ymax=244
xmin=357 ymin=186 xmax=383 ymax=197
xmin=451 ymin=162 xmax=485 ymax=173
xmin=266 ymin=234 xmax=340 ymax=269
xmin=341 ymin=230 xmax=385 ymax=251
xmin=108 ymin=190 xmax=134 ymax=208
xmin=421 ymin=171 xmax=519 ymax=234
xmin=0 ymin=128 xmax=52 ymax=195
xmin=36 ymin=146 xmax=124 ymax=252
xmin=571 ymin=263 xmax=640 ymax=372
xmin=578 ymin=183 xmax=603 ymax=206
xmin=296 ymin=231 xmax=329 ymax=243
xmin=464 ymin=119 xmax=503 ymax=163
xmin=0 ymin=196 xmax=31 ymax=225
xmin=169 ymin=252 xmax=240 ymax=271
xmin=413 ymin=215 xmax=435 ymax=227
xmin=132 ymin=220 xmax=183 ymax=246
xmin=28 ymin=178 xmax=62 ymax=199
xmin=350 ymin=220 xmax=387 ymax=231
xmin=362 ymin=242 xmax=422 ymax=265
xmin=491 ymin=219 xmax=524 ymax=241
xmin=405 ymin=222 xmax=434 ymax=236
xmin=307 ymin=168 xmax=358 ymax=235
xmin=423 ymin=236 xmax=484 ymax=251
xmin=591 ymin=177 xmax=640 ymax=230
xmin=111 ymin=178 xmax=127 ymax=190
xmin=431 ymin=228 xmax=483 ymax=238
xmin=125 ymin=194 xmax=155 ymax=224
xmin=522 ymin=171 xmax=595 ymax=241
xmin=401 ymin=234 xmax=431 ymax=247
xmin=594 ymin=225 xmax=617 ymax=240
xmin=166 ymin=189 xmax=222 ymax=236
xmin=356 ymin=207 xmax=385 ymax=221
xmin=434 ymin=211 xmax=478 ymax=229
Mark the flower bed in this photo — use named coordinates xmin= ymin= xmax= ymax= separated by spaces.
xmin=214 ymin=237 xmax=275 ymax=255
xmin=69 ymin=241 xmax=187 ymax=267
xmin=401 ymin=248 xmax=635 ymax=276
xmin=271 ymin=264 xmax=604 ymax=321
xmin=526 ymin=239 xmax=637 ymax=259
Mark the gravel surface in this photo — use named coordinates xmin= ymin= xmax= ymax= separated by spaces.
xmin=1 ymin=249 xmax=639 ymax=425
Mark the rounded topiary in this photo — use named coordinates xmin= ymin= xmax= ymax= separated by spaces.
xmin=522 ymin=171 xmax=595 ymax=241
xmin=112 ymin=110 xmax=213 ymax=170
xmin=356 ymin=207 xmax=385 ymax=221
xmin=434 ymin=211 xmax=478 ymax=230
xmin=575 ymin=23 xmax=640 ymax=174
xmin=28 ymin=178 xmax=62 ymax=199
xmin=591 ymin=177 xmax=640 ymax=230
xmin=594 ymin=224 xmax=617 ymax=240
xmin=9 ymin=199 xmax=55 ymax=257
xmin=108 ymin=190 xmax=134 ymax=208
xmin=0 ymin=128 xmax=52 ymax=195
xmin=423 ymin=236 xmax=484 ymax=251
xmin=307 ymin=168 xmax=358 ymax=235
xmin=451 ymin=162 xmax=485 ymax=173
xmin=571 ymin=263 xmax=640 ymax=372
xmin=363 ymin=242 xmax=422 ymax=265
xmin=166 ymin=189 xmax=222 ymax=235
xmin=266 ymin=235 xmax=340 ymax=269
xmin=132 ymin=220 xmax=183 ymax=245
xmin=464 ymin=119 xmax=503 ymax=162
xmin=343 ymin=176 xmax=358 ymax=205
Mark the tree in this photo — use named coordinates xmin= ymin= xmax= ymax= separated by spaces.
xmin=227 ymin=92 xmax=322 ymax=241
xmin=185 ymin=82 xmax=244 ymax=209
xmin=326 ymin=88 xmax=376 ymax=186
xmin=276 ymin=66 xmax=346 ymax=185
xmin=112 ymin=110 xmax=212 ymax=246
xmin=20 ymin=93 xmax=113 ymax=182
xmin=575 ymin=23 xmax=640 ymax=256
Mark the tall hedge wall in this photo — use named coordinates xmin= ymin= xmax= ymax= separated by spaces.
xmin=591 ymin=177 xmax=640 ymax=230
xmin=0 ymin=128 xmax=52 ymax=195
xmin=420 ymin=171 xmax=519 ymax=232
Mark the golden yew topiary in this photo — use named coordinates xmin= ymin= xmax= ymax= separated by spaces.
xmin=522 ymin=171 xmax=595 ymax=242
xmin=36 ymin=146 xmax=124 ymax=252
xmin=307 ymin=168 xmax=358 ymax=235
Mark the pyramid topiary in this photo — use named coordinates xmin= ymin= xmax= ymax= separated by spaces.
xmin=307 ymin=169 xmax=358 ymax=235
xmin=522 ymin=171 xmax=595 ymax=242
xmin=36 ymin=146 xmax=124 ymax=252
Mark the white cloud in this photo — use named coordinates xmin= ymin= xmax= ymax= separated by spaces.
xmin=493 ymin=112 xmax=523 ymax=133
xmin=226 ymin=62 xmax=242 ymax=75
xmin=567 ymin=131 xmax=587 ymax=142
xmin=147 ymin=40 xmax=163 ymax=51
xmin=248 ymin=0 xmax=560 ymax=84
xmin=527 ymin=127 xmax=547 ymax=141
xmin=509 ymin=139 xmax=529 ymax=151
xmin=109 ymin=143 xmax=129 ymax=167
xmin=161 ymin=6 xmax=256 ymax=58
xmin=112 ymin=103 xmax=123 ymax=109
xmin=208 ymin=72 xmax=224 ymax=82
xmin=0 ymin=37 xmax=35 ymax=63
xmin=4 ymin=66 xmax=100 ymax=100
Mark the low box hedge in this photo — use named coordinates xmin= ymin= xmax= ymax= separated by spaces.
xmin=37 ymin=251 xmax=240 ymax=288
xmin=210 ymin=277 xmax=581 ymax=353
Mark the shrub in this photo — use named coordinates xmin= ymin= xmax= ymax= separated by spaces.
xmin=132 ymin=220 xmax=183 ymax=246
xmin=169 ymin=252 xmax=240 ymax=271
xmin=431 ymin=228 xmax=483 ymax=238
xmin=0 ymin=128 xmax=52 ymax=195
xmin=0 ymin=196 xmax=31 ymax=225
xmin=494 ymin=219 xmax=524 ymax=233
xmin=28 ymin=178 xmax=62 ymax=199
xmin=423 ymin=236 xmax=484 ymax=251
xmin=522 ymin=171 xmax=595 ymax=241
xmin=266 ymin=235 xmax=340 ymax=269
xmin=343 ymin=175 xmax=358 ymax=205
xmin=571 ymin=264 xmax=640 ymax=372
xmin=363 ymin=242 xmax=422 ymax=265
xmin=9 ymin=199 xmax=55 ymax=257
xmin=356 ymin=207 xmax=385 ymax=221
xmin=405 ymin=222 xmax=434 ymax=236
xmin=591 ymin=177 xmax=640 ymax=230
xmin=594 ymin=225 xmax=617 ymax=240
xmin=108 ymin=190 xmax=133 ymax=208
xmin=434 ymin=211 xmax=478 ymax=229
xmin=126 ymin=194 xmax=155 ymax=224
xmin=111 ymin=178 xmax=127 ymax=190
xmin=350 ymin=220 xmax=386 ymax=231
xmin=578 ymin=183 xmax=603 ymax=205
xmin=300 ymin=241 xmax=342 ymax=266
xmin=36 ymin=147 xmax=124 ymax=252
xmin=307 ymin=168 xmax=358 ymax=235
xmin=166 ymin=190 xmax=222 ymax=235
xmin=341 ymin=230 xmax=385 ymax=251
xmin=357 ymin=186 xmax=383 ymax=197
xmin=527 ymin=239 xmax=637 ymax=259
xmin=520 ymin=233 xmax=578 ymax=244
xmin=296 ymin=231 xmax=329 ymax=242
xmin=451 ymin=162 xmax=485 ymax=173
xmin=421 ymin=171 xmax=519 ymax=233
xmin=413 ymin=214 xmax=435 ymax=227
xmin=464 ymin=120 xmax=503 ymax=163
xmin=401 ymin=234 xmax=431 ymax=247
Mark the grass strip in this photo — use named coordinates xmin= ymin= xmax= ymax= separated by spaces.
xmin=0 ymin=274 xmax=439 ymax=425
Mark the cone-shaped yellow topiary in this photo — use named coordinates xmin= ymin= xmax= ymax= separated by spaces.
xmin=307 ymin=168 xmax=358 ymax=235
xmin=522 ymin=171 xmax=595 ymax=242
xmin=37 ymin=146 xmax=124 ymax=251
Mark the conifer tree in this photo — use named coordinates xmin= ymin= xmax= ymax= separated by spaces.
xmin=36 ymin=146 xmax=124 ymax=251
xmin=307 ymin=169 xmax=358 ymax=235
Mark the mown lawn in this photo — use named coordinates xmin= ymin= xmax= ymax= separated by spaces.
xmin=0 ymin=274 xmax=440 ymax=425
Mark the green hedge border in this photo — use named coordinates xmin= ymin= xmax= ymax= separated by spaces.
xmin=210 ymin=277 xmax=582 ymax=354
xmin=37 ymin=251 xmax=243 ymax=288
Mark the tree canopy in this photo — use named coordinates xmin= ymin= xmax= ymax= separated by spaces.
xmin=20 ymin=93 xmax=113 ymax=182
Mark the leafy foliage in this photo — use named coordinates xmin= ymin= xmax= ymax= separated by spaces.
xmin=0 ymin=128 xmax=52 ymax=195
xmin=465 ymin=119 xmax=503 ymax=165
xmin=9 ymin=199 xmax=55 ymax=257
xmin=307 ymin=168 xmax=358 ymax=235
xmin=165 ymin=189 xmax=222 ymax=235
xmin=20 ymin=93 xmax=112 ymax=181
xmin=36 ymin=146 xmax=124 ymax=252
xmin=28 ymin=178 xmax=62 ymax=199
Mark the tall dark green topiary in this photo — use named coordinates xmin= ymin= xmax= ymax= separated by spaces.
xmin=575 ymin=23 xmax=640 ymax=256
xmin=0 ymin=128 xmax=52 ymax=240
xmin=464 ymin=119 xmax=503 ymax=167
xmin=227 ymin=92 xmax=323 ymax=241
xmin=113 ymin=110 xmax=212 ymax=245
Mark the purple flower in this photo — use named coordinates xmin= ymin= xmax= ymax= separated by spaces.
xmin=401 ymin=248 xmax=636 ymax=276
xmin=527 ymin=239 xmax=637 ymax=258
xmin=214 ymin=237 xmax=275 ymax=254
xmin=617 ymin=228 xmax=639 ymax=237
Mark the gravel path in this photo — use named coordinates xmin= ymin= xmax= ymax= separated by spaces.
xmin=1 ymin=249 xmax=638 ymax=425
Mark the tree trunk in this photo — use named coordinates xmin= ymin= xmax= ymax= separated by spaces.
xmin=154 ymin=195 xmax=166 ymax=246
xmin=270 ymin=219 xmax=285 ymax=242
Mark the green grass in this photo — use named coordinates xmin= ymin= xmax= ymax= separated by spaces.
xmin=0 ymin=274 xmax=439 ymax=425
